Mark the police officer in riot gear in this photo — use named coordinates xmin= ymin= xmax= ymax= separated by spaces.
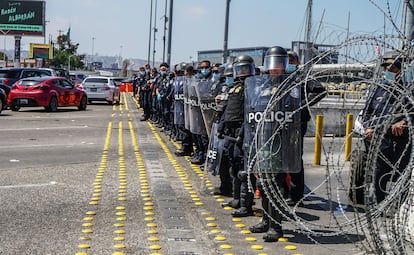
xmin=218 ymin=55 xmax=256 ymax=217
xmin=363 ymin=57 xmax=412 ymax=204
xmin=248 ymin=46 xmax=291 ymax=242
xmin=285 ymin=50 xmax=326 ymax=206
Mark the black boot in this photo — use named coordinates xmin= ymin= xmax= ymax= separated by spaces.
xmin=263 ymin=228 xmax=283 ymax=242
xmin=249 ymin=214 xmax=269 ymax=233
xmin=231 ymin=206 xmax=254 ymax=217
xmin=221 ymin=199 xmax=240 ymax=209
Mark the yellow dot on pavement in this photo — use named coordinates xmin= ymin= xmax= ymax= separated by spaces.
xmin=114 ymin=230 xmax=126 ymax=234
xmin=219 ymin=244 xmax=232 ymax=249
xmin=201 ymin=211 xmax=211 ymax=215
xmin=210 ymin=229 xmax=222 ymax=234
xmin=114 ymin=223 xmax=125 ymax=227
xmin=215 ymin=235 xmax=227 ymax=241
xmin=207 ymin=223 xmax=217 ymax=227
xmin=216 ymin=198 xmax=225 ymax=202
xmin=81 ymin=229 xmax=93 ymax=234
xmin=116 ymin=211 xmax=126 ymax=216
xmin=144 ymin=202 xmax=154 ymax=206
xmin=285 ymin=245 xmax=297 ymax=250
xmin=232 ymin=218 xmax=242 ymax=222
xmin=251 ymin=245 xmax=263 ymax=250
xmin=278 ymin=237 xmax=288 ymax=242
xmin=147 ymin=229 xmax=158 ymax=234
xmin=114 ymin=236 xmax=125 ymax=241
xmin=79 ymin=236 xmax=91 ymax=241
xmin=86 ymin=211 xmax=96 ymax=215
xmin=257 ymin=253 xmax=269 ymax=255
xmin=83 ymin=217 xmax=94 ymax=221
xmin=194 ymin=202 xmax=204 ymax=206
xmin=144 ymin=206 xmax=153 ymax=210
xmin=75 ymin=252 xmax=88 ymax=255
xmin=223 ymin=206 xmax=233 ymax=211
xmin=117 ymin=217 xmax=127 ymax=221
xmin=240 ymin=230 xmax=251 ymax=234
xmin=245 ymin=237 xmax=257 ymax=242
xmin=114 ymin=244 xmax=126 ymax=249
xmin=89 ymin=201 xmax=99 ymax=205
xmin=82 ymin=223 xmax=93 ymax=227
xmin=144 ymin=217 xmax=155 ymax=221
xmin=150 ymin=253 xmax=162 ymax=255
xmin=205 ymin=217 xmax=216 ymax=221
xmin=77 ymin=244 xmax=90 ymax=249
xmin=147 ymin=223 xmax=158 ymax=227
xmin=235 ymin=223 xmax=246 ymax=228
xmin=118 ymin=197 xmax=127 ymax=201
xmin=149 ymin=244 xmax=162 ymax=250
xmin=116 ymin=206 xmax=126 ymax=210
xmin=148 ymin=236 xmax=159 ymax=241
xmin=112 ymin=252 xmax=125 ymax=255
xmin=145 ymin=211 xmax=154 ymax=216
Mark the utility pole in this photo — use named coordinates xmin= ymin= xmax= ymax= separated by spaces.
xmin=152 ymin=0 xmax=158 ymax=67
xmin=304 ymin=0 xmax=312 ymax=67
xmin=147 ymin=0 xmax=153 ymax=66
xmin=166 ymin=0 xmax=173 ymax=67
xmin=162 ymin=0 xmax=168 ymax=63
xmin=223 ymin=0 xmax=231 ymax=63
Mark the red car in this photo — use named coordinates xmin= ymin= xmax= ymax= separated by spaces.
xmin=7 ymin=77 xmax=88 ymax=112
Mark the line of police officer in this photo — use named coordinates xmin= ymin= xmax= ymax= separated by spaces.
xmin=135 ymin=46 xmax=326 ymax=242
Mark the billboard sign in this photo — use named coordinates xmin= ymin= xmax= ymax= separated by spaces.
xmin=29 ymin=43 xmax=53 ymax=60
xmin=0 ymin=1 xmax=45 ymax=36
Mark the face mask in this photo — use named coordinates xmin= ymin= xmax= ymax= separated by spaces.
xmin=286 ymin=64 xmax=297 ymax=73
xmin=200 ymin=69 xmax=211 ymax=77
xmin=225 ymin=77 xmax=234 ymax=86
xmin=212 ymin=73 xmax=221 ymax=81
xmin=384 ymin=71 xmax=396 ymax=81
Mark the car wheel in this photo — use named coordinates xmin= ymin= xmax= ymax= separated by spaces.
xmin=78 ymin=96 xmax=87 ymax=111
xmin=11 ymin=103 xmax=20 ymax=111
xmin=46 ymin=96 xmax=58 ymax=112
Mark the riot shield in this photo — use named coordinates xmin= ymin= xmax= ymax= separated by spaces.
xmin=183 ymin=77 xmax=191 ymax=130
xmin=205 ymin=123 xmax=225 ymax=176
xmin=188 ymin=78 xmax=207 ymax=135
xmin=244 ymin=74 xmax=302 ymax=177
xmin=173 ymin=76 xmax=185 ymax=126
xmin=195 ymin=80 xmax=217 ymax=136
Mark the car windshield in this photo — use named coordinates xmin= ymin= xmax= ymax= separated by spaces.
xmin=18 ymin=80 xmax=42 ymax=86
xmin=0 ymin=70 xmax=8 ymax=78
xmin=84 ymin=78 xmax=108 ymax=83
xmin=5 ymin=70 xmax=20 ymax=79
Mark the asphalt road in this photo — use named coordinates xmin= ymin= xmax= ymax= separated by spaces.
xmin=0 ymin=93 xmax=367 ymax=255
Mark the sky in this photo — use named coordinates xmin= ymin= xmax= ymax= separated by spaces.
xmin=2 ymin=0 xmax=406 ymax=67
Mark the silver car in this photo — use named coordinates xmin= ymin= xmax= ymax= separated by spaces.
xmin=81 ymin=76 xmax=120 ymax=105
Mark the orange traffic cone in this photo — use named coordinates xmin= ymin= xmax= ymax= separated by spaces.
xmin=254 ymin=187 xmax=261 ymax=199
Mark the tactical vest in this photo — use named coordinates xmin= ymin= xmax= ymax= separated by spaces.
xmin=224 ymin=83 xmax=244 ymax=123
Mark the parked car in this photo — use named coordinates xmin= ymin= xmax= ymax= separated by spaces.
xmin=2 ymin=68 xmax=57 ymax=87
xmin=81 ymin=76 xmax=120 ymax=105
xmin=69 ymin=72 xmax=86 ymax=85
xmin=7 ymin=76 xmax=88 ymax=112
xmin=0 ymin=87 xmax=6 ymax=114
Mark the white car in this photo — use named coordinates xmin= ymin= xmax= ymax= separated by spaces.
xmin=81 ymin=76 xmax=120 ymax=105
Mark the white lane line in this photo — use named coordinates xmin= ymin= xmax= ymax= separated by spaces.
xmin=0 ymin=181 xmax=59 ymax=189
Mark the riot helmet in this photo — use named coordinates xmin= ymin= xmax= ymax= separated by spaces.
xmin=174 ymin=62 xmax=187 ymax=76
xmin=263 ymin=46 xmax=288 ymax=74
xmin=233 ymin=55 xmax=255 ymax=79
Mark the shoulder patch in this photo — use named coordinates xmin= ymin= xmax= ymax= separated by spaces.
xmin=235 ymin=86 xmax=242 ymax=93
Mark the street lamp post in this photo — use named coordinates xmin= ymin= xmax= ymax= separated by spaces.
xmin=91 ymin=37 xmax=95 ymax=63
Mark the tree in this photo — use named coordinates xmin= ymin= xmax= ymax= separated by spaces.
xmin=51 ymin=34 xmax=85 ymax=70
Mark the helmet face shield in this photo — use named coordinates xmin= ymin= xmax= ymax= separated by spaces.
xmin=233 ymin=62 xmax=255 ymax=78
xmin=263 ymin=55 xmax=288 ymax=72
